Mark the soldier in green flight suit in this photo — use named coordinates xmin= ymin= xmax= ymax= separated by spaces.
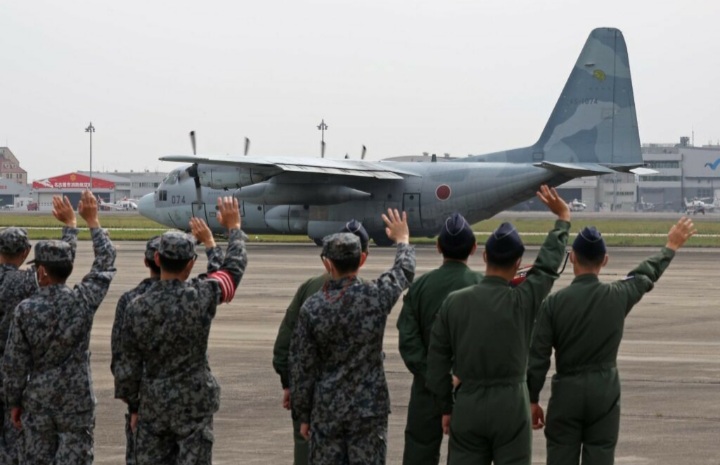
xmin=527 ymin=217 xmax=696 ymax=465
xmin=272 ymin=220 xmax=370 ymax=465
xmin=397 ymin=212 xmax=483 ymax=465
xmin=426 ymin=185 xmax=571 ymax=465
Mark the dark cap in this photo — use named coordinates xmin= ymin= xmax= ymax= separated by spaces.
xmin=158 ymin=231 xmax=196 ymax=260
xmin=572 ymin=226 xmax=606 ymax=259
xmin=322 ymin=233 xmax=361 ymax=261
xmin=485 ymin=222 xmax=525 ymax=262
xmin=438 ymin=213 xmax=475 ymax=251
xmin=340 ymin=219 xmax=369 ymax=251
xmin=0 ymin=227 xmax=31 ymax=254
xmin=144 ymin=235 xmax=161 ymax=262
xmin=29 ymin=240 xmax=73 ymax=265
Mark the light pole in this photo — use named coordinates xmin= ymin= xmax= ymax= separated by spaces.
xmin=317 ymin=119 xmax=328 ymax=158
xmin=85 ymin=122 xmax=95 ymax=189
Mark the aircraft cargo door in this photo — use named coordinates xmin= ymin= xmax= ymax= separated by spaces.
xmin=403 ymin=193 xmax=422 ymax=232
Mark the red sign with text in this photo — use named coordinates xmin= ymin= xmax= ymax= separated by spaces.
xmin=32 ymin=173 xmax=115 ymax=190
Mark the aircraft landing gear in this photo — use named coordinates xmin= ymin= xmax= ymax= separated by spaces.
xmin=312 ymin=237 xmax=324 ymax=247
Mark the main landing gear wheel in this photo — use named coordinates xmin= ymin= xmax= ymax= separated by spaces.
xmin=312 ymin=237 xmax=324 ymax=246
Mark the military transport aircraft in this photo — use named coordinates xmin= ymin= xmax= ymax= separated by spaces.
xmin=138 ymin=28 xmax=648 ymax=245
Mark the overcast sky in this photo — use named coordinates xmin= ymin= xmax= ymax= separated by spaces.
xmin=1 ymin=0 xmax=719 ymax=181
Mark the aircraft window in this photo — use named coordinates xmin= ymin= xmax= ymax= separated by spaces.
xmin=158 ymin=190 xmax=167 ymax=201
xmin=164 ymin=171 xmax=179 ymax=185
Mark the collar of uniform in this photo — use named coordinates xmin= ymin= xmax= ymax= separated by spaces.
xmin=326 ymin=275 xmax=360 ymax=290
xmin=440 ymin=260 xmax=470 ymax=269
xmin=571 ymin=274 xmax=600 ymax=284
xmin=481 ymin=275 xmax=513 ymax=286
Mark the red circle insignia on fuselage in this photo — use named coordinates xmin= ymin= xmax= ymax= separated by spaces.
xmin=436 ymin=184 xmax=451 ymax=200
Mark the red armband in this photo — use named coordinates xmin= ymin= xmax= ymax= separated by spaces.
xmin=207 ymin=270 xmax=237 ymax=303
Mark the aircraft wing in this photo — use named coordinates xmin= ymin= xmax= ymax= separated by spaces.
xmin=160 ymin=155 xmax=419 ymax=179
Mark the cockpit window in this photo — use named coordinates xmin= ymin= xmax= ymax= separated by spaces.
xmin=163 ymin=169 xmax=181 ymax=185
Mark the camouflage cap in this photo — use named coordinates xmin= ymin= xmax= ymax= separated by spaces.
xmin=322 ymin=233 xmax=361 ymax=261
xmin=144 ymin=235 xmax=161 ymax=262
xmin=0 ymin=227 xmax=31 ymax=254
xmin=29 ymin=240 xmax=73 ymax=265
xmin=158 ymin=231 xmax=196 ymax=260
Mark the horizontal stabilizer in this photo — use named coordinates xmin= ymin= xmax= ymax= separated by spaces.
xmin=629 ymin=167 xmax=658 ymax=175
xmin=534 ymin=161 xmax=615 ymax=176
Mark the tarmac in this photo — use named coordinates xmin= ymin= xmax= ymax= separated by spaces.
xmin=67 ymin=239 xmax=719 ymax=464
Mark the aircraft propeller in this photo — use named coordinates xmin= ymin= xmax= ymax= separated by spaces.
xmin=361 ymin=145 xmax=366 ymax=160
xmin=187 ymin=130 xmax=203 ymax=204
xmin=244 ymin=137 xmax=250 ymax=156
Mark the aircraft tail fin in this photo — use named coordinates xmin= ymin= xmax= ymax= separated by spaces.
xmin=536 ymin=28 xmax=642 ymax=168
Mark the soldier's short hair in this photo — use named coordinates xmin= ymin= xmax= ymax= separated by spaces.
xmin=144 ymin=236 xmax=162 ymax=274
xmin=42 ymin=262 xmax=74 ymax=282
xmin=0 ymin=227 xmax=31 ymax=256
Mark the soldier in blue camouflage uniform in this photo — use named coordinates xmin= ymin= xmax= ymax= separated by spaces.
xmin=0 ymin=196 xmax=80 ymax=464
xmin=3 ymin=190 xmax=117 ymax=464
xmin=273 ymin=220 xmax=370 ymax=465
xmin=290 ymin=209 xmax=415 ymax=465
xmin=110 ymin=231 xmax=225 ymax=465
xmin=114 ymin=197 xmax=247 ymax=465
xmin=397 ymin=213 xmax=483 ymax=465
xmin=111 ymin=233 xmax=225 ymax=465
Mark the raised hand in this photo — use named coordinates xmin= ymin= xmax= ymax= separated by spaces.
xmin=666 ymin=217 xmax=696 ymax=251
xmin=216 ymin=196 xmax=241 ymax=230
xmin=536 ymin=185 xmax=571 ymax=221
xmin=52 ymin=195 xmax=76 ymax=228
xmin=381 ymin=209 xmax=409 ymax=244
xmin=78 ymin=190 xmax=100 ymax=228
xmin=190 ymin=217 xmax=216 ymax=248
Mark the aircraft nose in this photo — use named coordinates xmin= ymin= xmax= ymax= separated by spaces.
xmin=138 ymin=193 xmax=156 ymax=220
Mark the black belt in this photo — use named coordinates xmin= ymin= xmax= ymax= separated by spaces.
xmin=557 ymin=361 xmax=617 ymax=375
